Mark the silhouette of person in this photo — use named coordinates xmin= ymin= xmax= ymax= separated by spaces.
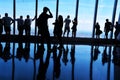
xmin=63 ymin=15 xmax=71 ymax=37
xmin=16 ymin=42 xmax=24 ymax=61
xmin=37 ymin=7 xmax=53 ymax=51
xmin=36 ymin=45 xmax=51 ymax=80
xmin=2 ymin=42 xmax=11 ymax=62
xmin=70 ymin=45 xmax=75 ymax=80
xmin=71 ymin=18 xmax=77 ymax=38
xmin=114 ymin=22 xmax=120 ymax=39
xmin=0 ymin=15 xmax=3 ymax=35
xmin=93 ymin=46 xmax=100 ymax=61
xmin=62 ymin=45 xmax=69 ymax=66
xmin=24 ymin=15 xmax=36 ymax=36
xmin=53 ymin=15 xmax=63 ymax=48
xmin=15 ymin=16 xmax=24 ymax=36
xmin=35 ymin=44 xmax=45 ymax=60
xmin=102 ymin=46 xmax=109 ymax=65
xmin=112 ymin=46 xmax=120 ymax=66
xmin=2 ymin=13 xmax=14 ymax=35
xmin=95 ymin=22 xmax=102 ymax=38
xmin=23 ymin=42 xmax=30 ymax=62
xmin=104 ymin=19 xmax=112 ymax=39
xmin=53 ymin=45 xmax=63 ymax=79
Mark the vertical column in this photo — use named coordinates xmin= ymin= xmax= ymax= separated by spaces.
xmin=110 ymin=0 xmax=118 ymax=39
xmin=118 ymin=12 xmax=120 ymax=24
xmin=13 ymin=0 xmax=16 ymax=35
xmin=35 ymin=0 xmax=38 ymax=36
xmin=92 ymin=0 xmax=99 ymax=38
xmin=75 ymin=0 xmax=79 ymax=19
xmin=56 ymin=0 xmax=59 ymax=20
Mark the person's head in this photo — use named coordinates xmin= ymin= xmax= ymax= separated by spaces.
xmin=106 ymin=19 xmax=109 ymax=22
xmin=96 ymin=22 xmax=99 ymax=25
xmin=58 ymin=15 xmax=63 ymax=20
xmin=5 ymin=13 xmax=8 ymax=17
xmin=20 ymin=16 xmax=23 ymax=19
xmin=43 ymin=7 xmax=49 ymax=13
xmin=67 ymin=15 xmax=70 ymax=18
xmin=27 ymin=15 xmax=29 ymax=19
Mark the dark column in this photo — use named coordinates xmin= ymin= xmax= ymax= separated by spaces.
xmin=35 ymin=0 xmax=38 ymax=36
xmin=118 ymin=12 xmax=120 ymax=24
xmin=13 ymin=0 xmax=16 ymax=35
xmin=75 ymin=0 xmax=79 ymax=19
xmin=92 ymin=0 xmax=99 ymax=38
xmin=56 ymin=0 xmax=59 ymax=20
xmin=110 ymin=0 xmax=118 ymax=39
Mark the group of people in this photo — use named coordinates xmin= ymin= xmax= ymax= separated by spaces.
xmin=95 ymin=19 xmax=120 ymax=39
xmin=0 ymin=13 xmax=36 ymax=36
xmin=0 ymin=7 xmax=77 ymax=51
xmin=1 ymin=7 xmax=120 ymax=51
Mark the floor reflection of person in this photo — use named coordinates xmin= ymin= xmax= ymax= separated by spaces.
xmin=23 ymin=42 xmax=30 ymax=62
xmin=53 ymin=45 xmax=63 ymax=79
xmin=70 ymin=45 xmax=75 ymax=80
xmin=93 ymin=46 xmax=100 ymax=61
xmin=2 ymin=42 xmax=11 ymax=62
xmin=36 ymin=45 xmax=51 ymax=80
xmin=102 ymin=46 xmax=109 ymax=65
xmin=62 ymin=45 xmax=69 ymax=66
xmin=112 ymin=46 xmax=120 ymax=66
xmin=16 ymin=42 xmax=24 ymax=61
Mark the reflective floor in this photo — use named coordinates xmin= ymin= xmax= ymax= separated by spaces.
xmin=0 ymin=42 xmax=120 ymax=80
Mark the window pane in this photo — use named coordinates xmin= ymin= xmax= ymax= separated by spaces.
xmin=78 ymin=0 xmax=95 ymax=38
xmin=0 ymin=0 xmax=13 ymax=34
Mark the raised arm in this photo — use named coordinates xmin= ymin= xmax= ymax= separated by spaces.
xmin=48 ymin=9 xmax=53 ymax=18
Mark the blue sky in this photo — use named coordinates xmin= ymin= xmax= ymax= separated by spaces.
xmin=0 ymin=0 xmax=120 ymax=37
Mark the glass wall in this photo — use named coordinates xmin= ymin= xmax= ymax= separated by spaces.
xmin=97 ymin=0 xmax=115 ymax=38
xmin=0 ymin=0 xmax=13 ymax=34
xmin=78 ymin=0 xmax=95 ymax=38
xmin=0 ymin=0 xmax=119 ymax=38
xmin=16 ymin=0 xmax=36 ymax=35
xmin=59 ymin=0 xmax=76 ymax=37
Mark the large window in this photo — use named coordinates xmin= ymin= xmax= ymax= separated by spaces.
xmin=97 ymin=0 xmax=115 ymax=38
xmin=78 ymin=0 xmax=95 ymax=38
xmin=0 ymin=0 xmax=13 ymax=34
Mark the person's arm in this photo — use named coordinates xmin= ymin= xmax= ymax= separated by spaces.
xmin=10 ymin=17 xmax=14 ymax=25
xmin=48 ymin=9 xmax=53 ymax=18
xmin=32 ymin=16 xmax=37 ymax=21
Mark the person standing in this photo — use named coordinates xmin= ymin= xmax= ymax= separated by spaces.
xmin=2 ymin=13 xmax=14 ymax=35
xmin=37 ymin=7 xmax=53 ymax=50
xmin=0 ymin=15 xmax=3 ymax=35
xmin=104 ymin=19 xmax=112 ymax=39
xmin=15 ymin=16 xmax=24 ymax=36
xmin=63 ymin=15 xmax=71 ymax=37
xmin=71 ymin=18 xmax=77 ymax=38
xmin=24 ymin=15 xmax=36 ymax=36
xmin=53 ymin=15 xmax=63 ymax=48
xmin=114 ymin=22 xmax=120 ymax=39
xmin=95 ymin=22 xmax=102 ymax=38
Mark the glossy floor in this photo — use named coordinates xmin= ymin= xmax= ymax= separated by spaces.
xmin=0 ymin=42 xmax=119 ymax=80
